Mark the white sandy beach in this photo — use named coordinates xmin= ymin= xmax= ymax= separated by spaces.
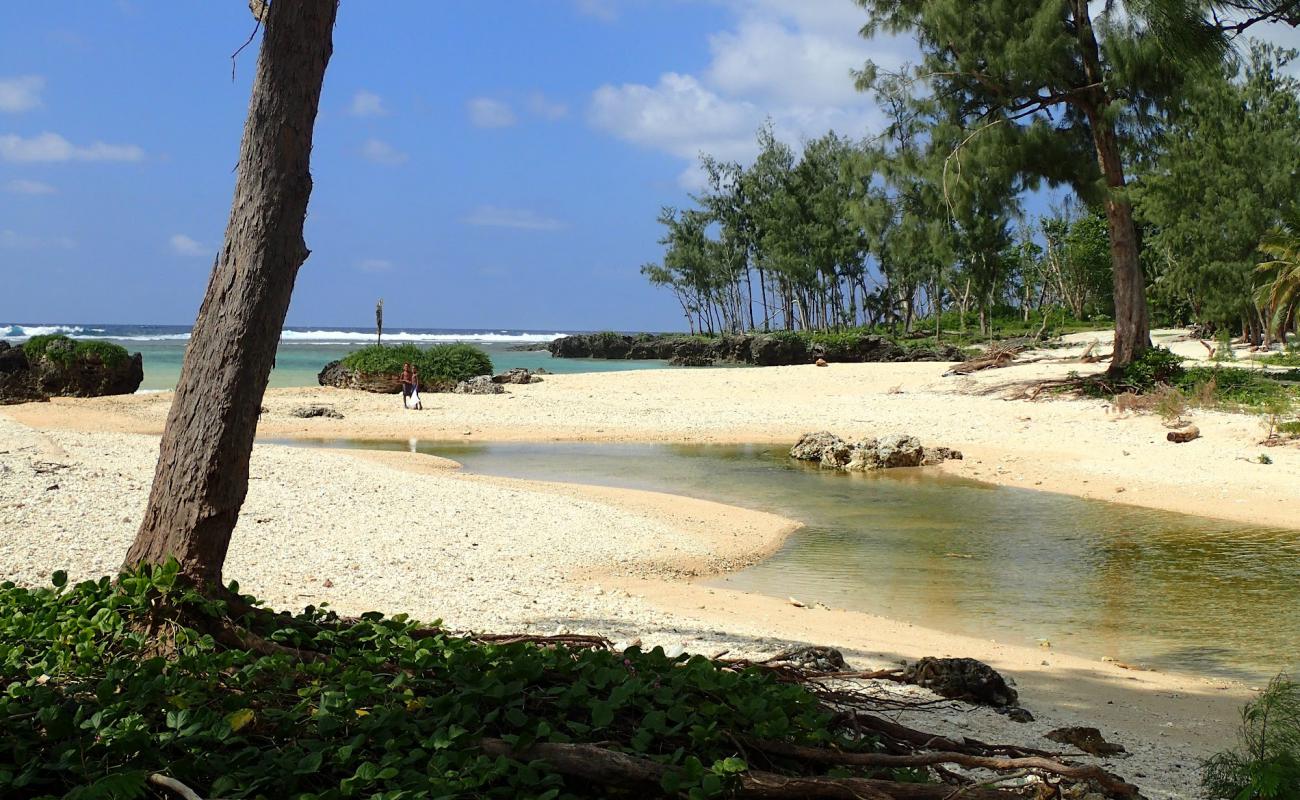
xmin=3 ymin=330 xmax=1296 ymax=798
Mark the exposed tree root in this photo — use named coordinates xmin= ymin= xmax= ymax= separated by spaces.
xmin=739 ymin=737 xmax=1140 ymax=798
xmin=479 ymin=739 xmax=1015 ymax=799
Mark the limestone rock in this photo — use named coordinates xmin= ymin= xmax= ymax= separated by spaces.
xmin=769 ymin=646 xmax=847 ymax=672
xmin=0 ymin=339 xmax=143 ymax=405
xmin=453 ymin=375 xmax=506 ymax=395
xmin=491 ymin=367 xmax=540 ymax=384
xmin=904 ymin=656 xmax=1019 ymax=708
xmin=1045 ymin=726 xmax=1126 ymax=756
xmin=790 ymin=431 xmax=845 ymax=462
xmin=291 ymin=405 xmax=343 ymax=419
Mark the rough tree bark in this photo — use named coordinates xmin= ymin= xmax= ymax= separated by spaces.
xmin=124 ymin=0 xmax=338 ymax=587
xmin=1073 ymin=0 xmax=1151 ymax=371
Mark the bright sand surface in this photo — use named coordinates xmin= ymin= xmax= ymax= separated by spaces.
xmin=3 ymin=328 xmax=1294 ymax=798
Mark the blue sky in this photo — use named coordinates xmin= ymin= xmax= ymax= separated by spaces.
xmin=2 ymin=2 xmax=1296 ymax=331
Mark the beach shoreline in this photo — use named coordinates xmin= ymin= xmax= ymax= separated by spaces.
xmin=5 ymin=334 xmax=1294 ymax=798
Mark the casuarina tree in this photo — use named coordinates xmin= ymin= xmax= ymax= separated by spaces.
xmin=853 ymin=0 xmax=1295 ymax=370
xmin=125 ymin=1 xmax=338 ymax=587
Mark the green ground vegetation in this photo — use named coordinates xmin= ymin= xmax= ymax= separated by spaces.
xmin=21 ymin=335 xmax=130 ymax=369
xmin=0 ymin=566 xmax=908 ymax=800
xmin=340 ymin=343 xmax=492 ymax=383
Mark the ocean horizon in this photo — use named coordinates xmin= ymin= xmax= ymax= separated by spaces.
xmin=1 ymin=323 xmax=671 ymax=390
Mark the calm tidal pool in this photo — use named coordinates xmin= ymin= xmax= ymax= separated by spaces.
xmin=285 ymin=438 xmax=1300 ymax=682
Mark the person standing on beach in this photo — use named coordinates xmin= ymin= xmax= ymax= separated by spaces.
xmin=400 ymin=362 xmax=414 ymax=409
xmin=409 ymin=366 xmax=423 ymax=411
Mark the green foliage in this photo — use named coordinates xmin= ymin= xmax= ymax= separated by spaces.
xmin=1203 ymin=675 xmax=1300 ymax=799
xmin=1116 ymin=346 xmax=1187 ymax=392
xmin=0 ymin=568 xmax=890 ymax=800
xmin=22 ymin=334 xmax=130 ymax=368
xmin=1177 ymin=367 xmax=1294 ymax=410
xmin=1259 ymin=349 xmax=1300 ymax=368
xmin=1258 ymin=454 xmax=1274 ymax=465
xmin=341 ymin=343 xmax=492 ymax=383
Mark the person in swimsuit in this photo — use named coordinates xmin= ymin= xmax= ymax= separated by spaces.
xmin=400 ymin=362 xmax=414 ymax=408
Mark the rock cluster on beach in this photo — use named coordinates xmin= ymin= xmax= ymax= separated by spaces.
xmin=549 ymin=332 xmax=965 ymax=366
xmin=0 ymin=340 xmax=143 ymax=405
xmin=318 ymin=363 xmax=545 ymax=394
xmin=790 ymin=431 xmax=962 ymax=471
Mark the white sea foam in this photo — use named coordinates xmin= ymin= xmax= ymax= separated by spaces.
xmin=0 ymin=324 xmax=86 ymax=339
xmin=3 ymin=325 xmax=568 ymax=344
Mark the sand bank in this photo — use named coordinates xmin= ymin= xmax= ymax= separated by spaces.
xmin=10 ymin=329 xmax=1299 ymax=530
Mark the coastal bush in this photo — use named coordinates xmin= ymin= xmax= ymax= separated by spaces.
xmin=1177 ymin=367 xmax=1294 ymax=410
xmin=21 ymin=334 xmax=129 ymax=368
xmin=0 ymin=567 xmax=899 ymax=799
xmin=341 ymin=343 xmax=492 ymax=383
xmin=1202 ymin=674 xmax=1300 ymax=799
xmin=1116 ymin=346 xmax=1186 ymax=391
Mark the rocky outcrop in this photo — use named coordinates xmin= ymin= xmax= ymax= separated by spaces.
xmin=453 ymin=375 xmax=505 ymax=395
xmin=0 ymin=340 xmax=143 ymax=405
xmin=904 ymin=657 xmax=1019 ymax=708
xmin=1045 ymin=727 xmax=1126 ymax=756
xmin=491 ymin=367 xmax=542 ymax=384
xmin=790 ymin=431 xmax=962 ymax=472
xmin=316 ymin=361 xmax=455 ymax=394
xmin=548 ymin=332 xmax=964 ymax=367
xmin=291 ymin=405 xmax=343 ymax=419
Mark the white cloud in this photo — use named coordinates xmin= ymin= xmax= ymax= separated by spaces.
xmin=0 ymin=132 xmax=144 ymax=163
xmin=462 ymin=206 xmax=566 ymax=231
xmin=591 ymin=72 xmax=761 ymax=162
xmin=1 ymin=229 xmax=75 ymax=249
xmin=360 ymin=138 xmax=408 ymax=165
xmin=169 ymin=234 xmax=206 ymax=257
xmin=3 ymin=178 xmax=55 ymax=195
xmin=358 ymin=258 xmax=392 ymax=272
xmin=585 ymin=0 xmax=909 ymax=185
xmin=467 ymin=97 xmax=517 ymax=128
xmin=0 ymin=76 xmax=44 ymax=113
xmin=527 ymin=91 xmax=569 ymax=120
xmin=348 ymin=89 xmax=388 ymax=117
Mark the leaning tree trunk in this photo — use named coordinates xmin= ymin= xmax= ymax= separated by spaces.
xmin=124 ymin=1 xmax=338 ymax=587
xmin=1073 ymin=0 xmax=1150 ymax=372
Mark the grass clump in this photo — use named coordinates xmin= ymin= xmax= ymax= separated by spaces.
xmin=1203 ymin=674 xmax=1300 ymax=799
xmin=0 ymin=567 xmax=885 ymax=799
xmin=341 ymin=343 xmax=492 ymax=383
xmin=22 ymin=334 xmax=130 ymax=368
xmin=1259 ymin=349 xmax=1300 ymax=368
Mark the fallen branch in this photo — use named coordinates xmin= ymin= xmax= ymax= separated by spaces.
xmin=148 ymin=774 xmax=207 ymax=800
xmin=479 ymin=739 xmax=1013 ymax=799
xmin=740 ymin=738 xmax=1140 ymax=798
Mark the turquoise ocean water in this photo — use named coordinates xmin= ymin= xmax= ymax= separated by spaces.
xmin=0 ymin=324 xmax=669 ymax=391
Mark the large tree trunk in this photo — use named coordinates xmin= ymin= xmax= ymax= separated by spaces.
xmin=1073 ymin=0 xmax=1150 ymax=371
xmin=124 ymin=1 xmax=338 ymax=587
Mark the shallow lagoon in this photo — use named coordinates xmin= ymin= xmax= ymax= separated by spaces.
xmin=289 ymin=438 xmax=1300 ymax=682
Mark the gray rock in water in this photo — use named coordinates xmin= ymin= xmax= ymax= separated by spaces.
xmin=291 ymin=405 xmax=343 ymax=419
xmin=846 ymin=438 xmax=882 ymax=470
xmin=875 ymin=434 xmax=925 ymax=468
xmin=790 ymin=431 xmax=845 ymax=462
xmin=904 ymin=657 xmax=1019 ymax=707
xmin=453 ymin=375 xmax=506 ymax=395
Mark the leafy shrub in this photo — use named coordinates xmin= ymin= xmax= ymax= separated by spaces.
xmin=341 ymin=343 xmax=492 ymax=383
xmin=1177 ymin=367 xmax=1293 ymax=410
xmin=1117 ymin=346 xmax=1186 ymax=391
xmin=1203 ymin=674 xmax=1300 ymax=799
xmin=1259 ymin=350 xmax=1300 ymax=368
xmin=0 ymin=567 xmax=882 ymax=799
xmin=1211 ymin=330 xmax=1237 ymax=363
xmin=22 ymin=334 xmax=130 ymax=368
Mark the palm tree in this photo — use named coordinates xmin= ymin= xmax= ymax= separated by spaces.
xmin=1256 ymin=205 xmax=1300 ymax=341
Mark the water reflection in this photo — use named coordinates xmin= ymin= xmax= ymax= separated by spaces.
xmin=282 ymin=438 xmax=1300 ymax=681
